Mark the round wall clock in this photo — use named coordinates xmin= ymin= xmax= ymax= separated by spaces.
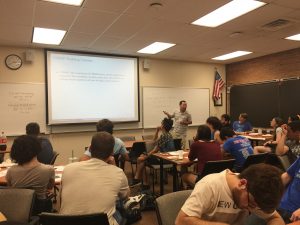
xmin=5 ymin=54 xmax=22 ymax=70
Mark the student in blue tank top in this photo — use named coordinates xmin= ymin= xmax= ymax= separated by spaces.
xmin=220 ymin=127 xmax=254 ymax=172
xmin=232 ymin=113 xmax=252 ymax=134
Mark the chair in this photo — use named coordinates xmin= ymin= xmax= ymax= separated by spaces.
xmin=49 ymin=151 xmax=59 ymax=165
xmin=199 ymin=159 xmax=236 ymax=180
xmin=39 ymin=212 xmax=109 ymax=225
xmin=241 ymin=153 xmax=269 ymax=172
xmin=155 ymin=190 xmax=192 ymax=225
xmin=128 ymin=142 xmax=146 ymax=177
xmin=0 ymin=188 xmax=38 ymax=225
xmin=277 ymin=154 xmax=292 ymax=171
xmin=142 ymin=135 xmax=154 ymax=141
xmin=173 ymin=139 xmax=182 ymax=150
xmin=49 ymin=151 xmax=60 ymax=203
xmin=119 ymin=136 xmax=136 ymax=142
xmin=188 ymin=139 xmax=194 ymax=148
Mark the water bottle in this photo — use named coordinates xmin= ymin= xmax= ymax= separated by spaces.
xmin=0 ymin=132 xmax=7 ymax=151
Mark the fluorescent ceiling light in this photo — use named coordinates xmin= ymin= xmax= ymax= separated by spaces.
xmin=192 ymin=0 xmax=266 ymax=27
xmin=137 ymin=42 xmax=176 ymax=54
xmin=285 ymin=33 xmax=300 ymax=41
xmin=212 ymin=51 xmax=252 ymax=60
xmin=32 ymin=27 xmax=66 ymax=45
xmin=42 ymin=0 xmax=84 ymax=6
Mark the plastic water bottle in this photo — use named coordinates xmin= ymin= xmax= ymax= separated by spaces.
xmin=0 ymin=132 xmax=7 ymax=151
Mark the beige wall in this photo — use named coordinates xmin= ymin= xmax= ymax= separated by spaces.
xmin=0 ymin=46 xmax=226 ymax=164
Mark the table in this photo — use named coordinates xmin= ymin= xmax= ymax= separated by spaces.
xmin=152 ymin=151 xmax=191 ymax=195
xmin=0 ymin=166 xmax=64 ymax=186
xmin=240 ymin=133 xmax=273 ymax=146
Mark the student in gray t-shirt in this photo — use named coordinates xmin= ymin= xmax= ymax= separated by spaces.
xmin=163 ymin=100 xmax=192 ymax=149
xmin=6 ymin=135 xmax=55 ymax=214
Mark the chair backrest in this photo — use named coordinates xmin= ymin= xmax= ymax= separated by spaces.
xmin=119 ymin=136 xmax=136 ymax=142
xmin=173 ymin=138 xmax=182 ymax=150
xmin=277 ymin=154 xmax=292 ymax=171
xmin=142 ymin=135 xmax=154 ymax=141
xmin=0 ymin=188 xmax=35 ymax=222
xmin=201 ymin=159 xmax=236 ymax=178
xmin=241 ymin=153 xmax=268 ymax=171
xmin=50 ymin=151 xmax=59 ymax=165
xmin=39 ymin=212 xmax=109 ymax=225
xmin=145 ymin=141 xmax=156 ymax=152
xmin=129 ymin=142 xmax=146 ymax=159
xmin=188 ymin=139 xmax=194 ymax=148
xmin=155 ymin=190 xmax=192 ymax=225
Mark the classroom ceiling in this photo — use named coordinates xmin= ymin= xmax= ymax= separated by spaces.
xmin=0 ymin=0 xmax=300 ymax=64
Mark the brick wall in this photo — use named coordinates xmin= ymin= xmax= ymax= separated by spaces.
xmin=226 ymin=47 xmax=300 ymax=86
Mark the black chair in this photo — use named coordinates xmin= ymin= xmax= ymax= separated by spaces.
xmin=277 ymin=154 xmax=292 ymax=171
xmin=128 ymin=142 xmax=146 ymax=177
xmin=49 ymin=151 xmax=59 ymax=165
xmin=0 ymin=188 xmax=38 ymax=225
xmin=188 ymin=139 xmax=194 ymax=148
xmin=39 ymin=213 xmax=109 ymax=225
xmin=173 ymin=139 xmax=182 ymax=150
xmin=199 ymin=159 xmax=236 ymax=180
xmin=241 ymin=153 xmax=269 ymax=172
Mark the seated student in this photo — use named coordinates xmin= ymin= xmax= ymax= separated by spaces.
xmin=232 ymin=113 xmax=253 ymax=134
xmin=6 ymin=135 xmax=55 ymax=214
xmin=288 ymin=115 xmax=300 ymax=123
xmin=254 ymin=117 xmax=284 ymax=154
xmin=181 ymin=125 xmax=222 ymax=187
xmin=175 ymin=164 xmax=285 ymax=225
xmin=220 ymin=127 xmax=254 ymax=172
xmin=80 ymin=119 xmax=129 ymax=167
xmin=60 ymin=132 xmax=129 ymax=225
xmin=206 ymin=116 xmax=222 ymax=143
xmin=26 ymin=122 xmax=54 ymax=164
xmin=245 ymin=157 xmax=300 ymax=225
xmin=220 ymin=113 xmax=231 ymax=128
xmin=132 ymin=118 xmax=175 ymax=186
xmin=276 ymin=121 xmax=300 ymax=160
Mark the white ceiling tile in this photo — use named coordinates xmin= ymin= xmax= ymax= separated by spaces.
xmin=83 ymin=0 xmax=135 ymax=13
xmin=34 ymin=1 xmax=80 ymax=29
xmin=62 ymin=31 xmax=97 ymax=48
xmin=103 ymin=14 xmax=149 ymax=39
xmin=0 ymin=23 xmax=32 ymax=43
xmin=0 ymin=0 xmax=34 ymax=26
xmin=70 ymin=8 xmax=118 ymax=34
xmin=90 ymin=35 xmax=125 ymax=51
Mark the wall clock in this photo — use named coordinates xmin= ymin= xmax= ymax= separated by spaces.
xmin=5 ymin=54 xmax=22 ymax=70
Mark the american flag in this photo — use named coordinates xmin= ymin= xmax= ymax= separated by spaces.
xmin=213 ymin=71 xmax=225 ymax=100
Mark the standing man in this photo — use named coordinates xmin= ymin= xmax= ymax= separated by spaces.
xmin=163 ymin=100 xmax=192 ymax=149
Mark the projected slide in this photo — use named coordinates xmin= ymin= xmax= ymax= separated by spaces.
xmin=46 ymin=50 xmax=139 ymax=125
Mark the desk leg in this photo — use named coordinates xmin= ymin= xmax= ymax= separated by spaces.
xmin=173 ymin=164 xmax=178 ymax=192
xmin=160 ymin=159 xmax=164 ymax=196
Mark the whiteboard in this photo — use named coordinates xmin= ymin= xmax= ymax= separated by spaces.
xmin=143 ymin=87 xmax=210 ymax=128
xmin=0 ymin=83 xmax=46 ymax=135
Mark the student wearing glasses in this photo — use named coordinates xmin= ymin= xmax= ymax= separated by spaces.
xmin=175 ymin=164 xmax=285 ymax=225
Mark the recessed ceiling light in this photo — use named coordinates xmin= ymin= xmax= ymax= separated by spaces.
xmin=212 ymin=51 xmax=252 ymax=60
xmin=32 ymin=27 xmax=66 ymax=45
xmin=42 ymin=0 xmax=84 ymax=6
xmin=192 ymin=0 xmax=266 ymax=27
xmin=285 ymin=33 xmax=300 ymax=41
xmin=137 ymin=42 xmax=176 ymax=54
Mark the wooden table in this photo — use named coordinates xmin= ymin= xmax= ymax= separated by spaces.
xmin=240 ymin=133 xmax=273 ymax=146
xmin=152 ymin=151 xmax=191 ymax=195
